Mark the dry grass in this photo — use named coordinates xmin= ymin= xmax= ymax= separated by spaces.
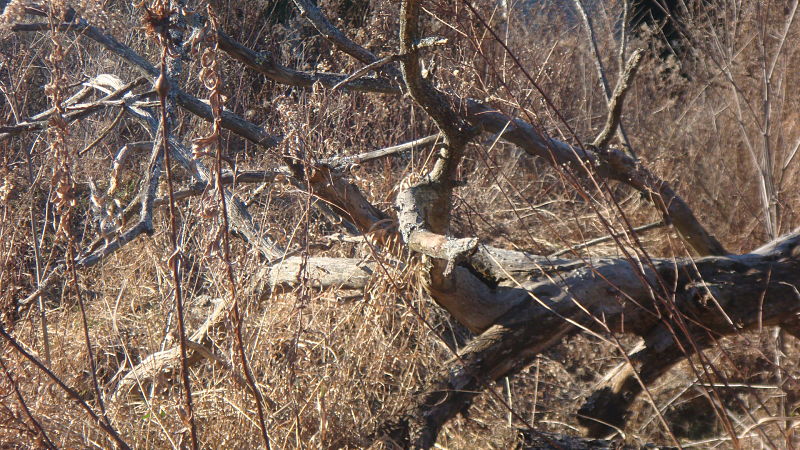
xmin=0 ymin=0 xmax=798 ymax=448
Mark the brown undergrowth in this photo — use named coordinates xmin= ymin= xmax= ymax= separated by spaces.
xmin=0 ymin=0 xmax=798 ymax=448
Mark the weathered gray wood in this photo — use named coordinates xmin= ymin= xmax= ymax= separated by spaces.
xmin=378 ymin=229 xmax=800 ymax=448
xmin=261 ymin=257 xmax=376 ymax=293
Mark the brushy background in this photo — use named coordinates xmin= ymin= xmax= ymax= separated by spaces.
xmin=0 ymin=0 xmax=799 ymax=447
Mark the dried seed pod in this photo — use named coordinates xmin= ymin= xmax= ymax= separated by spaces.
xmin=154 ymin=71 xmax=169 ymax=98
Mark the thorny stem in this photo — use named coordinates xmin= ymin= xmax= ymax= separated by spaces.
xmin=220 ymin=206 xmax=273 ymax=449
xmin=157 ymin=42 xmax=199 ymax=449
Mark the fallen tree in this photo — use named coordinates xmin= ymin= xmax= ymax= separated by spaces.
xmin=2 ymin=0 xmax=799 ymax=448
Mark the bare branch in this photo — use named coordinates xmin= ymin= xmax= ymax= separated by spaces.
xmin=79 ymin=107 xmax=125 ymax=156
xmin=592 ymin=49 xmax=644 ymax=149
xmin=549 ymin=218 xmax=663 ymax=257
xmin=13 ymin=20 xmax=282 ymax=148
xmin=291 ymin=0 xmax=383 ymax=65
xmin=400 ymin=0 xmax=475 ymax=157
xmin=324 ymin=134 xmax=441 ymax=168
xmin=0 ymin=76 xmax=147 ymax=141
xmin=111 ymin=296 xmax=240 ymax=403
xmin=275 ymin=0 xmax=721 ymax=256
xmin=62 ymin=71 xmax=286 ymax=266
xmin=0 ymin=355 xmax=57 ymax=449
xmin=167 ymin=133 xmax=289 ymax=260
xmin=577 ymin=329 xmax=708 ymax=438
xmin=3 ymin=7 xmax=731 ymax=259
xmin=464 ymin=100 xmax=727 ymax=256
xmin=10 ymin=83 xmax=93 ymax=126
xmin=572 ymin=0 xmax=635 ymax=155
xmin=331 ymin=54 xmax=400 ymax=91
xmin=395 ymin=3 xmax=480 ymax=317
xmin=306 ymin=165 xmax=394 ymax=237
xmin=107 ymin=141 xmax=152 ymax=196
xmin=261 ymin=256 xmax=376 ymax=293
xmin=76 ymin=127 xmax=163 ymax=268
xmin=15 ymin=9 xmax=722 ymax=258
xmin=112 ymin=254 xmax=376 ymax=403
xmin=379 ymin=229 xmax=800 ymax=447
xmin=329 ymin=39 xmax=446 ymax=92
xmin=515 ymin=429 xmax=662 ymax=449
xmin=0 ymin=325 xmax=131 ymax=449
xmin=215 ymin=28 xmax=400 ymax=95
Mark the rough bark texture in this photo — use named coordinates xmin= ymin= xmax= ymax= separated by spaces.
xmin=377 ymin=230 xmax=800 ymax=447
xmin=9 ymin=3 xmax=798 ymax=449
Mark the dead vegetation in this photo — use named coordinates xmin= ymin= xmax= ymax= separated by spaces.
xmin=0 ymin=0 xmax=799 ymax=448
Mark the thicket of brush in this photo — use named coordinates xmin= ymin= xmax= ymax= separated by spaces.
xmin=0 ymin=0 xmax=798 ymax=448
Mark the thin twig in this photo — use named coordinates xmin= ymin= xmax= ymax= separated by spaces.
xmin=548 ymin=219 xmax=665 ymax=257
xmin=23 ymin=140 xmax=51 ymax=365
xmin=42 ymin=11 xmax=113 ymax=431
xmin=156 ymin=32 xmax=199 ymax=450
xmin=0 ymin=325 xmax=130 ymax=449
xmin=67 ymin=241 xmax=110 ymax=419
xmin=331 ymin=54 xmax=399 ymax=91
xmin=203 ymin=10 xmax=272 ymax=447
xmin=291 ymin=0 xmax=382 ymax=64
xmin=12 ymin=19 xmax=284 ymax=146
xmin=78 ymin=106 xmax=125 ymax=156
xmin=324 ymin=134 xmax=440 ymax=167
xmin=23 ymin=84 xmax=94 ymax=122
xmin=330 ymin=39 xmax=446 ymax=91
xmin=0 ymin=354 xmax=57 ymax=449
xmin=0 ymin=77 xmax=147 ymax=141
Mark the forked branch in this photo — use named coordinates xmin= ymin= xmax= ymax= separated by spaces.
xmin=593 ymin=49 xmax=644 ymax=149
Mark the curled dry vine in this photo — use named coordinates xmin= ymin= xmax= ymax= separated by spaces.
xmin=191 ymin=6 xmax=271 ymax=448
xmin=44 ymin=1 xmax=117 ymax=440
xmin=1 ymin=1 xmax=799 ymax=448
xmin=145 ymin=0 xmax=199 ymax=448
